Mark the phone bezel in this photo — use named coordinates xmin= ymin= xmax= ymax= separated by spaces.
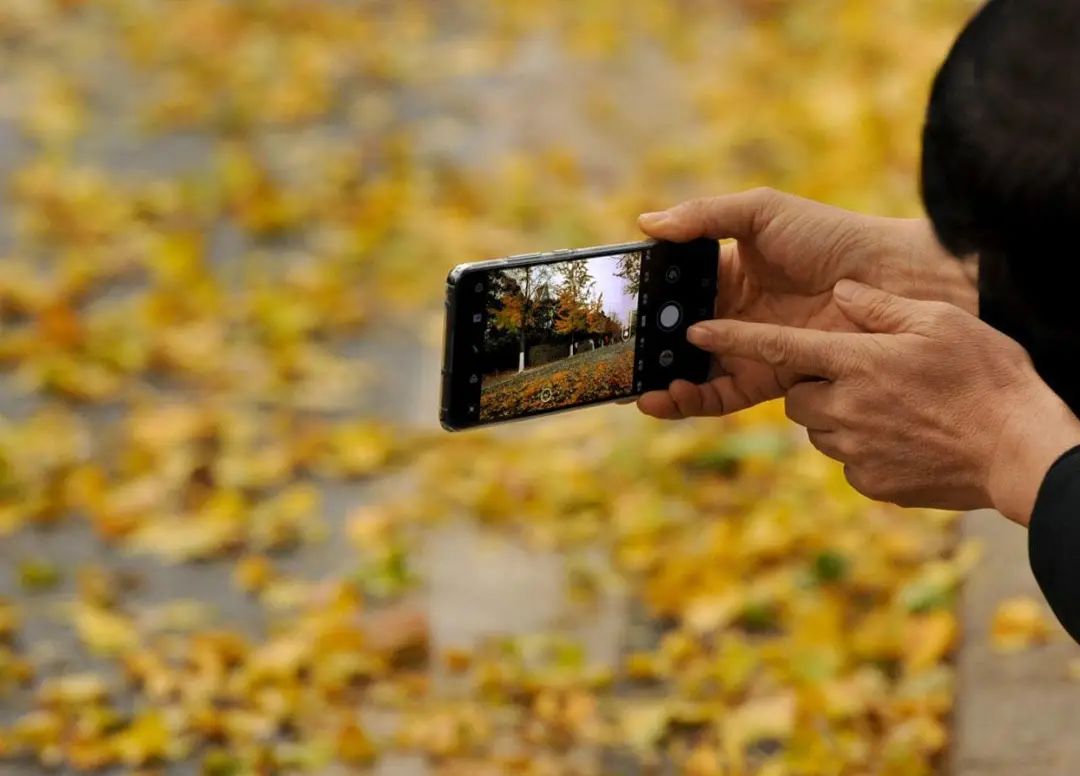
xmin=441 ymin=238 xmax=716 ymax=431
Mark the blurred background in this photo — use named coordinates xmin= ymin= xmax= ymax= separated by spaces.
xmin=2 ymin=1 xmax=1059 ymax=774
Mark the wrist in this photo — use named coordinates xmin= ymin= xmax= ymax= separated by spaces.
xmin=866 ymin=218 xmax=978 ymax=314
xmin=985 ymin=377 xmax=1080 ymax=526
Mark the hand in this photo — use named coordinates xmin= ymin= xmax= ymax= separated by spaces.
xmin=635 ymin=188 xmax=977 ymax=419
xmin=685 ymin=280 xmax=1080 ymax=525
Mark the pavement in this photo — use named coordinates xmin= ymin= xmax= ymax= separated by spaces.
xmin=0 ymin=24 xmax=652 ymax=774
xmin=950 ymin=510 xmax=1080 ymax=776
xmin=4 ymin=15 xmax=1080 ymax=776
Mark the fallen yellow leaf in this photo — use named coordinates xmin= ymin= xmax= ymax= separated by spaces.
xmin=72 ymin=604 xmax=139 ymax=656
xmin=990 ymin=596 xmax=1054 ymax=653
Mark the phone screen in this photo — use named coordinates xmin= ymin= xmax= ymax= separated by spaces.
xmin=441 ymin=238 xmax=717 ymax=431
xmin=478 ymin=251 xmax=642 ymax=423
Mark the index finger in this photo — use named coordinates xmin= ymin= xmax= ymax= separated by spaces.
xmin=686 ymin=319 xmax=857 ymax=379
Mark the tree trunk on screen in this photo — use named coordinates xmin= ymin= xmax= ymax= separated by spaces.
xmin=517 ymin=267 xmax=531 ymax=373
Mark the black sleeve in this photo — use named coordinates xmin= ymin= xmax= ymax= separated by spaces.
xmin=1028 ymin=445 xmax=1080 ymax=644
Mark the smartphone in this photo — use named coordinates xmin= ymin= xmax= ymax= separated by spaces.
xmin=440 ymin=238 xmax=718 ymax=431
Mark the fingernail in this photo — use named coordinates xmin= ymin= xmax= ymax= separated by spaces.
xmin=639 ymin=211 xmax=669 ymax=227
xmin=686 ymin=325 xmax=710 ymax=347
xmin=834 ymin=279 xmax=863 ymax=302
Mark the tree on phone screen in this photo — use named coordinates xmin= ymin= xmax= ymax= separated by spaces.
xmin=614 ymin=252 xmax=641 ymax=297
xmin=489 ymin=265 xmax=553 ymax=372
xmin=585 ymin=294 xmax=616 ymax=345
xmin=554 ymin=260 xmax=594 ymax=355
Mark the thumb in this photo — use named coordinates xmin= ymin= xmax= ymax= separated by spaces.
xmin=832 ymin=280 xmax=919 ymax=333
xmin=638 ymin=189 xmax=783 ymax=242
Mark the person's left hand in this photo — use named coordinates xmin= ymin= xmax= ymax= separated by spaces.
xmin=633 ymin=190 xmax=976 ymax=421
xmin=685 ymin=280 xmax=1080 ymax=525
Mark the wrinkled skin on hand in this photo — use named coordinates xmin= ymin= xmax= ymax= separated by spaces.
xmin=636 ymin=188 xmax=975 ymax=420
xmin=686 ymin=280 xmax=1080 ymax=524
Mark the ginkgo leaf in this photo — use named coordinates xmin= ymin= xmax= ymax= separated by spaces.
xmin=71 ymin=604 xmax=139 ymax=656
xmin=0 ymin=1 xmax=985 ymax=773
xmin=18 ymin=559 xmax=62 ymax=592
xmin=904 ymin=610 xmax=959 ymax=671
xmin=37 ymin=674 xmax=110 ymax=707
xmin=0 ymin=601 xmax=22 ymax=641
xmin=110 ymin=710 xmax=180 ymax=766
xmin=990 ymin=597 xmax=1054 ymax=654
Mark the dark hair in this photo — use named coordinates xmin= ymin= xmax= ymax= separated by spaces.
xmin=921 ymin=0 xmax=1080 ymax=407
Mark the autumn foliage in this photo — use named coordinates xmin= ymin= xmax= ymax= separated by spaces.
xmin=0 ymin=1 xmax=993 ymax=774
xmin=485 ymin=257 xmax=633 ymax=377
xmin=480 ymin=339 xmax=634 ymax=422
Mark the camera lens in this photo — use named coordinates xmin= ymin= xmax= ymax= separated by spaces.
xmin=665 ymin=266 xmax=681 ymax=283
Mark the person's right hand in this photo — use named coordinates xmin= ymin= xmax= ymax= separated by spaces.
xmin=684 ymin=281 xmax=1080 ymax=525
xmin=635 ymin=188 xmax=977 ymax=420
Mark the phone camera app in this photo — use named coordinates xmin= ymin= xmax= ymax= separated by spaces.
xmin=658 ymin=302 xmax=682 ymax=331
xmin=477 ymin=252 xmax=641 ymax=423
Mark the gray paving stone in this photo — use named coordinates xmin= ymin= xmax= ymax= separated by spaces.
xmin=950 ymin=510 xmax=1080 ymax=776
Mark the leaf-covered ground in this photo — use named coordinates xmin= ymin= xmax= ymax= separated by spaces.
xmin=480 ymin=341 xmax=633 ymax=422
xmin=0 ymin=1 xmax=1051 ymax=775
